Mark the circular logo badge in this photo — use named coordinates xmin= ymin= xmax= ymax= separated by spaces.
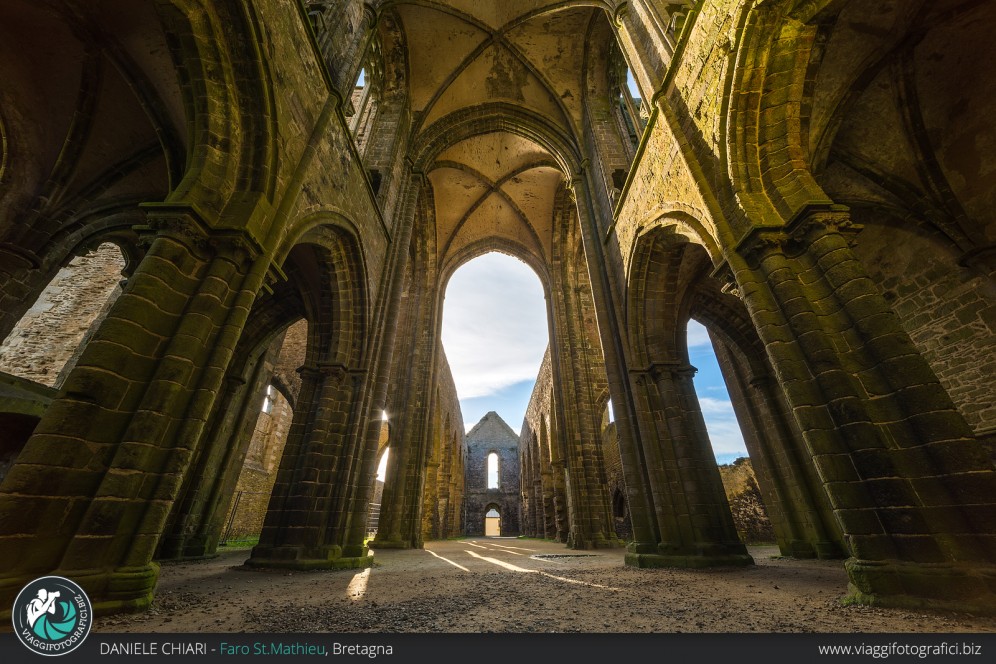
xmin=12 ymin=576 xmax=92 ymax=656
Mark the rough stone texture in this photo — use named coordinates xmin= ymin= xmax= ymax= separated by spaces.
xmin=0 ymin=0 xmax=994 ymax=619
xmin=851 ymin=223 xmax=996 ymax=448
xmin=219 ymin=388 xmax=294 ymax=543
xmin=463 ymin=412 xmax=521 ymax=537
xmin=520 ymin=348 xmax=569 ymax=542
xmin=601 ymin=421 xmax=632 ymax=542
xmin=718 ymin=458 xmax=774 ymax=545
xmin=0 ymin=243 xmax=124 ymax=386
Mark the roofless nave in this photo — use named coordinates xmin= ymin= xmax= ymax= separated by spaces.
xmin=0 ymin=0 xmax=995 ymax=622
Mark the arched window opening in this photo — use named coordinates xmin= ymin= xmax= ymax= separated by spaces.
xmin=612 ymin=488 xmax=627 ymax=519
xmin=487 ymin=452 xmax=499 ymax=489
xmin=261 ymin=384 xmax=276 ymax=414
xmin=686 ymin=318 xmax=773 ymax=545
xmin=441 ymin=252 xmax=548 ymax=436
xmin=349 ymin=31 xmax=384 ymax=157
xmin=618 ymin=67 xmax=646 ymax=146
xmin=246 ymin=385 xmax=292 ymax=474
xmin=484 ymin=507 xmax=501 ymax=537
xmin=221 ymin=376 xmax=295 ymax=546
xmin=368 ymin=446 xmax=389 ymax=538
xmin=686 ymin=320 xmax=745 ymax=465
xmin=377 ymin=447 xmax=390 ymax=482
xmin=221 ymin=319 xmax=304 ymax=546
xmin=0 ymin=242 xmax=125 ymax=388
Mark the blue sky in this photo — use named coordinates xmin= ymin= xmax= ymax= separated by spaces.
xmin=441 ymin=252 xmax=748 ymax=466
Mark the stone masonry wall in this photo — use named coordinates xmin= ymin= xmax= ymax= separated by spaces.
xmin=600 ymin=421 xmax=631 ymax=541
xmin=852 ymin=223 xmax=996 ymax=449
xmin=463 ymin=412 xmax=521 ymax=536
xmin=220 ymin=389 xmax=294 ymax=543
xmin=718 ymin=457 xmax=775 ymax=545
xmin=0 ymin=243 xmax=124 ymax=387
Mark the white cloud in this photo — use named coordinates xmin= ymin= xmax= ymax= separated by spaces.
xmin=697 ymin=396 xmax=734 ymax=413
xmin=441 ymin=253 xmax=548 ymax=400
xmin=686 ymin=319 xmax=711 ymax=347
xmin=702 ymin=414 xmax=747 ymax=457
xmin=440 ymin=253 xmax=748 ymax=461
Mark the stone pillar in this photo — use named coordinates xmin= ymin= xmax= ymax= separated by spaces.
xmin=0 ymin=207 xmax=266 ymax=616
xmin=357 ymin=173 xmax=425 ymax=551
xmin=629 ymin=361 xmax=753 ymax=566
xmin=247 ymin=360 xmax=369 ymax=570
xmin=373 ymin=313 xmax=436 ymax=549
xmin=733 ymin=206 xmax=996 ymax=612
xmin=548 ymin=299 xmax=621 ymax=549
xmin=309 ymin=1 xmax=376 ymax=102
xmin=566 ymin=174 xmax=661 ymax=558
xmin=712 ymin=337 xmax=843 ymax=558
xmin=610 ymin=1 xmax=693 ymax=100
xmin=156 ymin=352 xmax=271 ymax=560
xmin=532 ymin=457 xmax=544 ymax=539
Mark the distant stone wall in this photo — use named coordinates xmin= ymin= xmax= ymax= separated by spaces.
xmin=272 ymin=319 xmax=308 ymax=404
xmin=221 ymin=385 xmax=294 ymax=543
xmin=463 ymin=412 xmax=521 ymax=536
xmin=0 ymin=244 xmax=124 ymax=387
xmin=718 ymin=458 xmax=774 ymax=545
xmin=600 ymin=422 xmax=631 ymax=541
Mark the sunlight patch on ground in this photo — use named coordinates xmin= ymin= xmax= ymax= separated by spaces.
xmin=463 ymin=550 xmax=619 ymax=591
xmin=426 ymin=549 xmax=470 ymax=572
xmin=346 ymin=568 xmax=370 ymax=600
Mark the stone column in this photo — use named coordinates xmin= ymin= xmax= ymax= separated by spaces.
xmin=712 ymin=337 xmax=843 ymax=558
xmin=733 ymin=205 xmax=996 ymax=612
xmin=356 ymin=172 xmax=424 ymax=550
xmin=0 ymin=207 xmax=266 ymax=616
xmin=531 ymin=449 xmax=545 ymax=539
xmin=566 ymin=174 xmax=660 ymax=558
xmin=630 ymin=361 xmax=753 ymax=566
xmin=548 ymin=294 xmax=620 ymax=549
xmin=610 ymin=1 xmax=693 ymax=100
xmin=247 ymin=360 xmax=368 ymax=570
xmin=156 ymin=352 xmax=271 ymax=560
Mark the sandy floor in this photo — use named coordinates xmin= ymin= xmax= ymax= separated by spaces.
xmin=97 ymin=538 xmax=996 ymax=633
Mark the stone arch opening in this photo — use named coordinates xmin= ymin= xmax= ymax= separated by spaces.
xmin=440 ymin=251 xmax=549 ymax=434
xmin=484 ymin=504 xmax=502 ymax=537
xmin=0 ymin=242 xmax=125 ymax=388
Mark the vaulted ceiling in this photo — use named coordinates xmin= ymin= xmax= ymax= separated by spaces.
xmin=391 ymin=0 xmax=613 ymax=280
xmin=0 ymin=0 xmax=183 ymax=236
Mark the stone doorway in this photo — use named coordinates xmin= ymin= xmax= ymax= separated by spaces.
xmin=484 ymin=507 xmax=501 ymax=536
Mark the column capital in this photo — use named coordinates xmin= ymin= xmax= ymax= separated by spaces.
xmin=136 ymin=203 xmax=264 ymax=268
xmin=735 ymin=203 xmax=860 ymax=265
xmin=630 ymin=361 xmax=697 ymax=384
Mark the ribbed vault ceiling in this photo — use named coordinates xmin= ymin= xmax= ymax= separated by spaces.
xmin=393 ymin=0 xmax=605 ymax=274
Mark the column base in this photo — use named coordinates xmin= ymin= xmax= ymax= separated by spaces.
xmin=245 ymin=544 xmax=374 ymax=571
xmin=0 ymin=564 xmax=160 ymax=620
xmin=369 ymin=536 xmax=414 ymax=549
xmin=625 ymin=552 xmax=755 ymax=568
xmin=624 ymin=541 xmax=754 ymax=568
xmin=779 ymin=539 xmax=845 ymax=560
xmin=845 ymin=559 xmax=996 ymax=615
xmin=570 ymin=535 xmax=625 ymax=549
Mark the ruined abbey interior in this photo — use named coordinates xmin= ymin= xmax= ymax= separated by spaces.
xmin=1 ymin=0 xmax=995 ymax=627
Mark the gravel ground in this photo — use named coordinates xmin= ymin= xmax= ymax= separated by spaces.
xmin=97 ymin=538 xmax=996 ymax=633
